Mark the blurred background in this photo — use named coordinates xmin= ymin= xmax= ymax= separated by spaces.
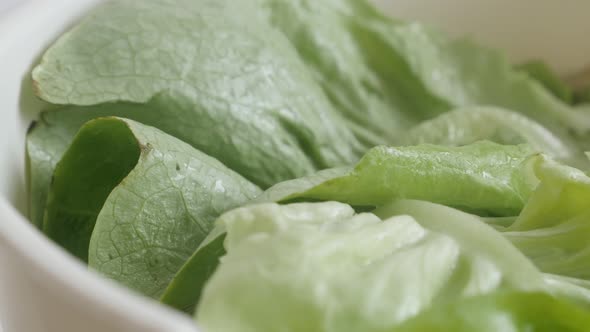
xmin=372 ymin=0 xmax=590 ymax=77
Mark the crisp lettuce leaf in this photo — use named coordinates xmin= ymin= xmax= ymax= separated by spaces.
xmin=258 ymin=142 xmax=539 ymax=216
xmin=401 ymin=106 xmax=578 ymax=162
xmin=43 ymin=117 xmax=260 ymax=297
xmin=258 ymin=0 xmax=448 ymax=146
xmin=165 ymin=142 xmax=546 ymax=312
xmin=30 ymin=0 xmax=362 ymax=186
xmin=396 ymin=291 xmax=590 ymax=332
xmin=376 ymin=163 xmax=590 ymax=287
xmin=543 ymin=274 xmax=590 ymax=307
xmin=373 ymin=200 xmax=543 ymax=288
xmin=500 ymin=158 xmax=590 ymax=279
xmin=376 ymin=183 xmax=590 ymax=305
xmin=27 ymin=0 xmax=370 ymax=228
xmin=196 ymin=201 xmax=545 ymax=331
xmin=25 ymin=0 xmax=590 ymax=327
xmin=260 ymin=0 xmax=590 ymax=158
xmin=378 ymin=23 xmax=590 ymax=141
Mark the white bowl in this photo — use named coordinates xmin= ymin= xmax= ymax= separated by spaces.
xmin=0 ymin=1 xmax=588 ymax=332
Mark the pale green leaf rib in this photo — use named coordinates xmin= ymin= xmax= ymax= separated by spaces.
xmin=26 ymin=93 xmax=318 ymax=227
xmin=378 ymin=23 xmax=590 ymax=139
xmin=260 ymin=0 xmax=590 ymax=159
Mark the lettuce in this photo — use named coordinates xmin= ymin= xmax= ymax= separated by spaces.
xmin=23 ymin=0 xmax=590 ymax=328
xmin=161 ymin=141 xmax=544 ymax=312
xmin=396 ymin=291 xmax=590 ymax=332
xmin=44 ymin=117 xmax=260 ymax=297
xmin=501 ymin=158 xmax=590 ymax=279
xmin=401 ymin=106 xmax=579 ymax=162
xmin=27 ymin=0 xmax=365 ymax=226
xmin=259 ymin=142 xmax=538 ymax=216
xmin=195 ymin=201 xmax=588 ymax=331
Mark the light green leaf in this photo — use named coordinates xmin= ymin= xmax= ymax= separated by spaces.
xmin=395 ymin=291 xmax=590 ymax=332
xmin=258 ymin=142 xmax=539 ymax=216
xmin=258 ymin=0 xmax=448 ymax=146
xmin=28 ymin=102 xmax=164 ymax=228
xmin=379 ymin=23 xmax=590 ymax=141
xmin=196 ymin=201 xmax=544 ymax=331
xmin=31 ymin=0 xmax=362 ymax=187
xmin=373 ymin=200 xmax=543 ymax=288
xmin=377 ymin=197 xmax=590 ymax=306
xmin=262 ymin=0 xmax=590 ymax=155
xmin=500 ymin=158 xmax=590 ymax=279
xmin=43 ymin=117 xmax=260 ymax=297
xmin=401 ymin=106 xmax=579 ymax=162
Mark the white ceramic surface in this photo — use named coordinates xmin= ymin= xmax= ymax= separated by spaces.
xmin=0 ymin=1 xmax=589 ymax=332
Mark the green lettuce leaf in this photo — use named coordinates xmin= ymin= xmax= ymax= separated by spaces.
xmin=257 ymin=0 xmax=590 ymax=158
xmin=377 ymin=23 xmax=590 ymax=144
xmin=43 ymin=117 xmax=260 ymax=297
xmin=27 ymin=109 xmax=98 ymax=228
xmin=28 ymin=103 xmax=160 ymax=228
xmin=162 ymin=141 xmax=545 ymax=312
xmin=27 ymin=0 xmax=370 ymax=228
xmin=26 ymin=0 xmax=590 ymax=326
xmin=396 ymin=291 xmax=590 ymax=332
xmin=258 ymin=142 xmax=539 ymax=216
xmin=30 ymin=0 xmax=362 ymax=187
xmin=500 ymin=158 xmax=590 ymax=279
xmin=401 ymin=106 xmax=578 ymax=163
xmin=196 ymin=201 xmax=545 ymax=331
xmin=375 ymin=201 xmax=590 ymax=307
xmin=258 ymin=0 xmax=449 ymax=146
